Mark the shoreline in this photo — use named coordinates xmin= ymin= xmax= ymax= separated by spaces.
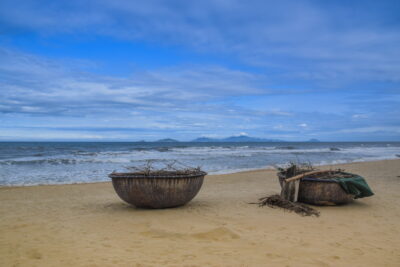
xmin=1 ymin=158 xmax=399 ymax=189
xmin=1 ymin=159 xmax=399 ymax=266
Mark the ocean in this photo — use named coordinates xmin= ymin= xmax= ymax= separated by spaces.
xmin=0 ymin=141 xmax=399 ymax=186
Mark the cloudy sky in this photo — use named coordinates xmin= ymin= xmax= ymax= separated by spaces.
xmin=0 ymin=0 xmax=399 ymax=141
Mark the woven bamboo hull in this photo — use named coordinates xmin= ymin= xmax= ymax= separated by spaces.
xmin=110 ymin=174 xmax=205 ymax=209
xmin=278 ymin=173 xmax=354 ymax=205
xmin=297 ymin=180 xmax=354 ymax=205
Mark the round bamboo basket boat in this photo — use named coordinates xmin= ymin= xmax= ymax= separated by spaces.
xmin=109 ymin=171 xmax=206 ymax=208
xmin=277 ymin=172 xmax=354 ymax=205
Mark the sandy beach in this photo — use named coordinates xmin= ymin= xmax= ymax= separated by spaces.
xmin=1 ymin=159 xmax=399 ymax=267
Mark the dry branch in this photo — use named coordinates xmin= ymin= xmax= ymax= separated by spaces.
xmin=253 ymin=194 xmax=320 ymax=217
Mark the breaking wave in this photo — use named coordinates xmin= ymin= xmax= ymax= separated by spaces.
xmin=0 ymin=142 xmax=399 ymax=186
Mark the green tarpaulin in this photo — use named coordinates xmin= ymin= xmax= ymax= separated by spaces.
xmin=332 ymin=175 xmax=374 ymax=199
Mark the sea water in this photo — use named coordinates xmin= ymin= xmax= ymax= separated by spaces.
xmin=0 ymin=142 xmax=399 ymax=186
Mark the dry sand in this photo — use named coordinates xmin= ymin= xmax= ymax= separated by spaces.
xmin=1 ymin=159 xmax=400 ymax=267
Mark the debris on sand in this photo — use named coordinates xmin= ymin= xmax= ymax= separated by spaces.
xmin=253 ymin=194 xmax=320 ymax=217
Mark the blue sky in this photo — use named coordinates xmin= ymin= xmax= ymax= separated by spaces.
xmin=0 ymin=0 xmax=399 ymax=141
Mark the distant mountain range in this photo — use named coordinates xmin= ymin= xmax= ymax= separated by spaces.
xmin=153 ymin=136 xmax=320 ymax=142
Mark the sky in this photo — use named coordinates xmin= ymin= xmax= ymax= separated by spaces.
xmin=0 ymin=0 xmax=399 ymax=141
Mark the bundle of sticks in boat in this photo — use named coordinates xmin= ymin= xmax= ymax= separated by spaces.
xmin=125 ymin=160 xmax=202 ymax=176
xmin=278 ymin=162 xmax=352 ymax=180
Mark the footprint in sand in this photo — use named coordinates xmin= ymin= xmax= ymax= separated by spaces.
xmin=141 ymin=227 xmax=240 ymax=241
xmin=353 ymin=248 xmax=365 ymax=255
xmin=141 ymin=229 xmax=185 ymax=239
xmin=191 ymin=227 xmax=240 ymax=241
xmin=27 ymin=249 xmax=42 ymax=260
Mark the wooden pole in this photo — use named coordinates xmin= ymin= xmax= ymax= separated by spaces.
xmin=284 ymin=170 xmax=332 ymax=183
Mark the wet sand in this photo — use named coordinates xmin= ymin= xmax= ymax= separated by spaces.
xmin=1 ymin=159 xmax=399 ymax=266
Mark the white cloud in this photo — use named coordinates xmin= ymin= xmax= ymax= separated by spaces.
xmin=0 ymin=1 xmax=399 ymax=140
xmin=339 ymin=126 xmax=400 ymax=134
xmin=1 ymin=0 xmax=398 ymax=83
xmin=1 ymin=48 xmax=303 ymax=140
xmin=0 ymin=48 xmax=265 ymax=117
